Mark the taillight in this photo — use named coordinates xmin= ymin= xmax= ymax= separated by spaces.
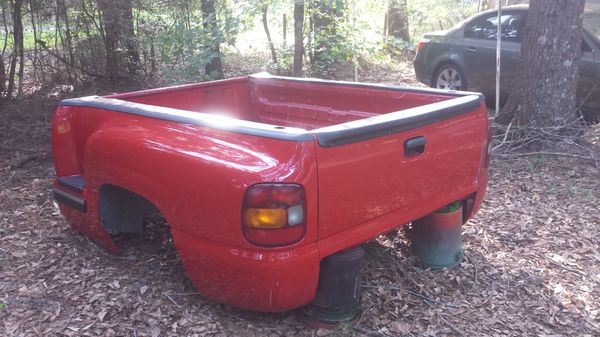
xmin=417 ymin=38 xmax=429 ymax=53
xmin=242 ymin=183 xmax=306 ymax=247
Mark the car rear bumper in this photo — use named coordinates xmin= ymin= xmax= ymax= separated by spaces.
xmin=171 ymin=228 xmax=320 ymax=312
xmin=413 ymin=59 xmax=432 ymax=87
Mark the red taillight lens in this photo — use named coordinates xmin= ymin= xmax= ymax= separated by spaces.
xmin=416 ymin=39 xmax=426 ymax=52
xmin=242 ymin=183 xmax=306 ymax=247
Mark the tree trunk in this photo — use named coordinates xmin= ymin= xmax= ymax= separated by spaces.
xmin=383 ymin=12 xmax=388 ymax=37
xmin=119 ymin=0 xmax=140 ymax=76
xmin=79 ymin=0 xmax=96 ymax=76
xmin=36 ymin=5 xmax=46 ymax=81
xmin=485 ymin=0 xmax=497 ymax=10
xmin=29 ymin=0 xmax=39 ymax=82
xmin=293 ymin=0 xmax=304 ymax=77
xmin=386 ymin=0 xmax=409 ymax=42
xmin=150 ymin=41 xmax=156 ymax=76
xmin=1 ymin=0 xmax=9 ymax=95
xmin=58 ymin=0 xmax=75 ymax=81
xmin=96 ymin=0 xmax=139 ymax=80
xmin=0 ymin=56 xmax=5 ymax=95
xmin=97 ymin=0 xmax=120 ymax=81
xmin=282 ymin=13 xmax=287 ymax=47
xmin=262 ymin=5 xmax=280 ymax=74
xmin=201 ymin=0 xmax=224 ymax=79
xmin=7 ymin=0 xmax=24 ymax=99
xmin=497 ymin=0 xmax=585 ymax=129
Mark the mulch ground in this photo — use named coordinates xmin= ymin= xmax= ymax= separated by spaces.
xmin=1 ymin=58 xmax=599 ymax=336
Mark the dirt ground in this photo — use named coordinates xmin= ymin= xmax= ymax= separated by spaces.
xmin=1 ymin=58 xmax=599 ymax=336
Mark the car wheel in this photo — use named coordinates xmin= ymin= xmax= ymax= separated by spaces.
xmin=433 ymin=64 xmax=466 ymax=91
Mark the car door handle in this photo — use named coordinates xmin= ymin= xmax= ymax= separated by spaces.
xmin=465 ymin=47 xmax=478 ymax=53
xmin=404 ymin=136 xmax=427 ymax=157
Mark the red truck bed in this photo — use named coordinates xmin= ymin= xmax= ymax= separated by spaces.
xmin=52 ymin=74 xmax=489 ymax=311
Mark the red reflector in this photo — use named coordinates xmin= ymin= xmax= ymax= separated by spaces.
xmin=242 ymin=183 xmax=306 ymax=247
xmin=417 ymin=38 xmax=429 ymax=53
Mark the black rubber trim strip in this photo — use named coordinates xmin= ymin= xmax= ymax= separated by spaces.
xmin=59 ymin=96 xmax=314 ymax=142
xmin=311 ymin=94 xmax=483 ymax=147
xmin=249 ymin=72 xmax=484 ymax=97
xmin=58 ymin=175 xmax=85 ymax=193
xmin=53 ymin=187 xmax=86 ymax=212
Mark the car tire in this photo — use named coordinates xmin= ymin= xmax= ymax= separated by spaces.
xmin=433 ymin=64 xmax=466 ymax=91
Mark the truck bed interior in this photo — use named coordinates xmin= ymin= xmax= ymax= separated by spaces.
xmin=108 ymin=76 xmax=454 ymax=131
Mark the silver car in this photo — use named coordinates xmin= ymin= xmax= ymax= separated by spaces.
xmin=413 ymin=4 xmax=600 ymax=119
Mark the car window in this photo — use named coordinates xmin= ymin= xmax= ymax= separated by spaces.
xmin=465 ymin=12 xmax=525 ymax=42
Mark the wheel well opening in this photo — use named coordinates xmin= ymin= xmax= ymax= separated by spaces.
xmin=98 ymin=184 xmax=163 ymax=235
xmin=97 ymin=184 xmax=180 ymax=280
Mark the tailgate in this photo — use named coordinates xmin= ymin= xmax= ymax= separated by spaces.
xmin=312 ymin=95 xmax=488 ymax=241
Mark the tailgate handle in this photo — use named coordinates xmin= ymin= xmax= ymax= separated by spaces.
xmin=404 ymin=136 xmax=427 ymax=157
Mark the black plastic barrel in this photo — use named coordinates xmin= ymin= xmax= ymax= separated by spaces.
xmin=300 ymin=245 xmax=365 ymax=328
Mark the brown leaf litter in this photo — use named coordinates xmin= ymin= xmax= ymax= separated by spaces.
xmin=1 ymin=61 xmax=599 ymax=336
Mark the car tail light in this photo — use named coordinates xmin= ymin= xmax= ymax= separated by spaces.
xmin=417 ymin=38 xmax=429 ymax=53
xmin=242 ymin=183 xmax=306 ymax=247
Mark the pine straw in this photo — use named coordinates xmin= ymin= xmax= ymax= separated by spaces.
xmin=1 ymin=63 xmax=600 ymax=336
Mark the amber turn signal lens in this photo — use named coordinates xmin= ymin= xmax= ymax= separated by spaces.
xmin=244 ymin=208 xmax=287 ymax=229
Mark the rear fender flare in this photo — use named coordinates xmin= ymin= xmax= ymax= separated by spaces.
xmin=80 ymin=129 xmax=181 ymax=251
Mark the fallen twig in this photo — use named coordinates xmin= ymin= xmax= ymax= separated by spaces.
xmin=0 ymin=171 xmax=15 ymax=186
xmin=10 ymin=155 xmax=39 ymax=169
xmin=491 ymin=120 xmax=513 ymax=153
xmin=438 ymin=313 xmax=464 ymax=337
xmin=84 ymin=237 xmax=135 ymax=261
xmin=405 ymin=289 xmax=436 ymax=306
xmin=542 ymin=254 xmax=586 ymax=276
xmin=0 ymin=144 xmax=39 ymax=152
xmin=484 ymin=281 xmax=495 ymax=305
xmin=495 ymin=151 xmax=597 ymax=162
xmin=169 ymin=292 xmax=202 ymax=296
xmin=58 ymin=312 xmax=76 ymax=333
xmin=353 ymin=325 xmax=392 ymax=337
xmin=163 ymin=292 xmax=182 ymax=308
